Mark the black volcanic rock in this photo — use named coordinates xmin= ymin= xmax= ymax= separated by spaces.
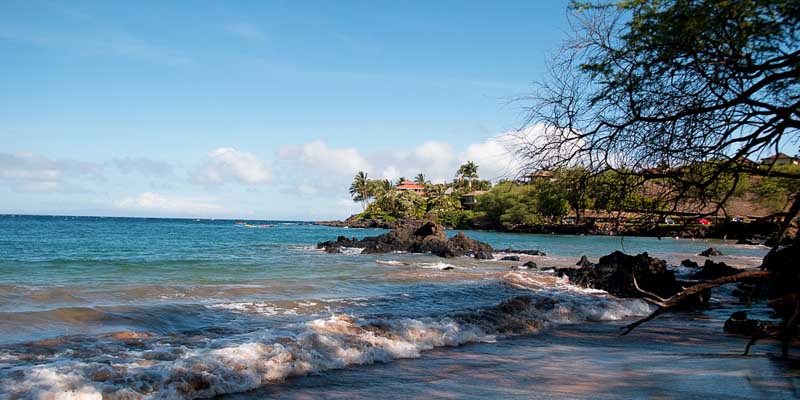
xmin=576 ymin=255 xmax=592 ymax=268
xmin=522 ymin=261 xmax=538 ymax=269
xmin=699 ymin=247 xmax=723 ymax=257
xmin=680 ymin=259 xmax=700 ymax=268
xmin=557 ymin=251 xmax=681 ymax=299
xmin=691 ymin=260 xmax=741 ymax=280
xmin=501 ymin=256 xmax=520 ymax=261
xmin=317 ymin=220 xmax=493 ymax=259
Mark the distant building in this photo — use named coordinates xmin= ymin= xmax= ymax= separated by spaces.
xmin=521 ymin=170 xmax=554 ymax=184
xmin=735 ymin=156 xmax=758 ymax=168
xmin=395 ymin=180 xmax=426 ymax=194
xmin=760 ymin=153 xmax=800 ymax=166
xmin=460 ymin=190 xmax=488 ymax=210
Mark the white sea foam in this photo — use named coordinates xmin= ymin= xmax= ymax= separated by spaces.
xmin=375 ymin=260 xmax=408 ymax=266
xmin=339 ymin=247 xmax=365 ymax=255
xmin=416 ymin=262 xmax=459 ymax=270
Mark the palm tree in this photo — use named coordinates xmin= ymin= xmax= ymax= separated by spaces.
xmin=414 ymin=173 xmax=427 ymax=185
xmin=456 ymin=161 xmax=479 ymax=189
xmin=349 ymin=171 xmax=371 ymax=209
xmin=370 ymin=179 xmax=394 ymax=197
xmin=396 ymin=177 xmax=408 ymax=186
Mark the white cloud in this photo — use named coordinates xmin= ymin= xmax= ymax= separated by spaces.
xmin=116 ymin=192 xmax=225 ymax=215
xmin=0 ymin=152 xmax=102 ymax=192
xmin=195 ymin=147 xmax=272 ymax=185
xmin=462 ymin=134 xmax=520 ymax=181
xmin=277 ymin=140 xmax=371 ymax=176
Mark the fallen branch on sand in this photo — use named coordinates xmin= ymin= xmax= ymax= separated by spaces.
xmin=621 ymin=270 xmax=770 ymax=330
xmin=620 ymin=269 xmax=800 ymax=357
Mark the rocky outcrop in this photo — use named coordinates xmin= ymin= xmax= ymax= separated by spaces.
xmin=500 ymin=255 xmax=520 ymax=261
xmin=317 ymin=220 xmax=493 ymax=259
xmin=699 ymin=247 xmax=723 ymax=257
xmin=723 ymin=311 xmax=776 ymax=336
xmin=690 ymin=260 xmax=741 ymax=280
xmin=576 ymin=255 xmax=593 ymax=268
xmin=557 ymin=251 xmax=681 ymax=299
xmin=680 ymin=259 xmax=700 ymax=268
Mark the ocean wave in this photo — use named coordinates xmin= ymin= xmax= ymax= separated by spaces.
xmin=0 ymin=277 xmax=651 ymax=399
xmin=416 ymin=262 xmax=459 ymax=270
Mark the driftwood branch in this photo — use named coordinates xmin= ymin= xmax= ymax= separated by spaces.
xmin=621 ymin=270 xmax=772 ymax=335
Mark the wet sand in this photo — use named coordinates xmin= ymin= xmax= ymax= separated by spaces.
xmin=223 ymin=311 xmax=799 ymax=399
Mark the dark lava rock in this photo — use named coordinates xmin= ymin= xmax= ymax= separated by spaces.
xmin=723 ymin=311 xmax=775 ymax=336
xmin=522 ymin=261 xmax=538 ymax=269
xmin=501 ymin=255 xmax=521 ymax=262
xmin=735 ymin=238 xmax=761 ymax=245
xmin=317 ymin=220 xmax=493 ymax=259
xmin=691 ymin=260 xmax=740 ymax=280
xmin=680 ymin=259 xmax=700 ymax=268
xmin=763 ymin=240 xmax=800 ymax=325
xmin=497 ymin=248 xmax=547 ymax=256
xmin=557 ymin=251 xmax=680 ymax=299
xmin=474 ymin=250 xmax=494 ymax=260
xmin=576 ymin=255 xmax=592 ymax=268
xmin=699 ymin=247 xmax=723 ymax=257
xmin=441 ymin=266 xmax=454 ymax=271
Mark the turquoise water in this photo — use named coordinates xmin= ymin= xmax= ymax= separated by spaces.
xmin=0 ymin=215 xmax=771 ymax=399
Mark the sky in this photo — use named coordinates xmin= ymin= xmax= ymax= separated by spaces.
xmin=0 ymin=0 xmax=572 ymax=220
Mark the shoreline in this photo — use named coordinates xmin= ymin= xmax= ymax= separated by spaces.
xmin=221 ymin=307 xmax=799 ymax=399
xmin=314 ymin=217 xmax=779 ymax=243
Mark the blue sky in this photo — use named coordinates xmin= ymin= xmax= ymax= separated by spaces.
xmin=1 ymin=0 xmax=572 ymax=219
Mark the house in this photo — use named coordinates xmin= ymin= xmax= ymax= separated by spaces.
xmin=734 ymin=156 xmax=758 ymax=168
xmin=760 ymin=153 xmax=800 ymax=166
xmin=521 ymin=170 xmax=554 ymax=184
xmin=460 ymin=190 xmax=488 ymax=210
xmin=395 ymin=180 xmax=426 ymax=194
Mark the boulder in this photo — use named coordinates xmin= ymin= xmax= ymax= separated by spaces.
xmin=699 ymin=247 xmax=723 ymax=257
xmin=474 ymin=250 xmax=494 ymax=260
xmin=501 ymin=255 xmax=521 ymax=262
xmin=576 ymin=255 xmax=592 ymax=268
xmin=317 ymin=220 xmax=494 ymax=259
xmin=680 ymin=259 xmax=700 ymax=268
xmin=557 ymin=251 xmax=681 ymax=299
xmin=522 ymin=261 xmax=538 ymax=269
xmin=691 ymin=260 xmax=740 ymax=280
xmin=723 ymin=311 xmax=775 ymax=336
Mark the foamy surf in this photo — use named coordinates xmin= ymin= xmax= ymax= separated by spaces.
xmin=0 ymin=277 xmax=652 ymax=400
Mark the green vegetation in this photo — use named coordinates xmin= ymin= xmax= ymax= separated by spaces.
xmin=348 ymin=160 xmax=798 ymax=230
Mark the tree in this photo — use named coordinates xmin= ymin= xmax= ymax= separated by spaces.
xmin=519 ymin=0 xmax=800 ymax=222
xmin=456 ymin=161 xmax=479 ymax=189
xmin=520 ymin=0 xmax=800 ymax=353
xmin=414 ymin=173 xmax=427 ymax=185
xmin=349 ymin=171 xmax=372 ymax=210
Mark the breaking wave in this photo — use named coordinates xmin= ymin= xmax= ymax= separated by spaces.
xmin=0 ymin=273 xmax=651 ymax=399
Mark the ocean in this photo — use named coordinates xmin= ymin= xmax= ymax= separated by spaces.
xmin=0 ymin=215 xmax=793 ymax=399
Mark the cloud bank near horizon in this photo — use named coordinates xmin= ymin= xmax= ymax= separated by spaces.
xmin=0 ymin=129 xmax=541 ymax=219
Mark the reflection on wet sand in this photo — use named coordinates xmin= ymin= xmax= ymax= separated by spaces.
xmin=223 ymin=313 xmax=799 ymax=400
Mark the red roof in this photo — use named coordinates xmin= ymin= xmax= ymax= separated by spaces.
xmin=396 ymin=181 xmax=425 ymax=190
xmin=762 ymin=152 xmax=798 ymax=161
